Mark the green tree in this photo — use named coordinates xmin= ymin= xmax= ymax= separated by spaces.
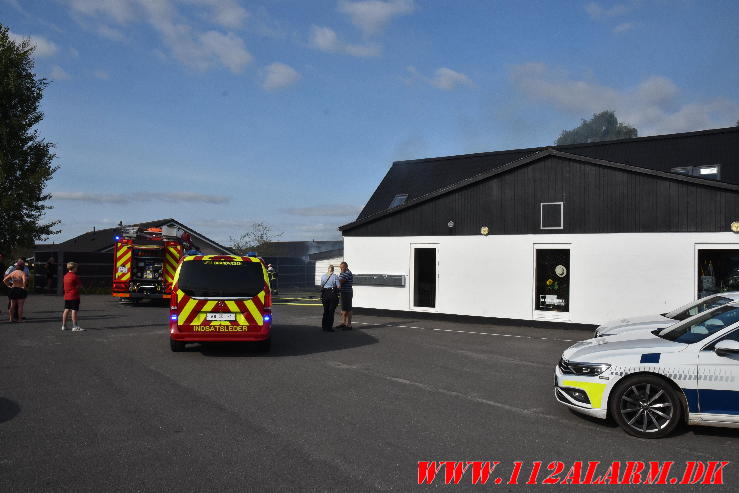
xmin=555 ymin=110 xmax=638 ymax=146
xmin=0 ymin=25 xmax=59 ymax=256
xmin=229 ymin=221 xmax=283 ymax=255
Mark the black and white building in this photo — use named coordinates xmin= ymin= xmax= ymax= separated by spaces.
xmin=340 ymin=127 xmax=739 ymax=324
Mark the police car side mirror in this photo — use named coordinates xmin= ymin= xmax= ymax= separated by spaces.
xmin=714 ymin=340 xmax=739 ymax=357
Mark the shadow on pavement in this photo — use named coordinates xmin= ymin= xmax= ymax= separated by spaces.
xmin=353 ymin=307 xmax=597 ymax=331
xmin=23 ymin=314 xmax=119 ymax=323
xmin=0 ymin=397 xmax=21 ymax=423
xmin=189 ymin=323 xmax=378 ymax=357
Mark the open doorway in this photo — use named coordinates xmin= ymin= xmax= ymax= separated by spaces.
xmin=411 ymin=246 xmax=437 ymax=309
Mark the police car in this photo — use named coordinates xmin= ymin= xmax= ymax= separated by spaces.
xmin=594 ymin=292 xmax=739 ymax=338
xmin=555 ymin=302 xmax=739 ymax=438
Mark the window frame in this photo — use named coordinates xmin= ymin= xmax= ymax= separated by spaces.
xmin=540 ymin=202 xmax=564 ymax=230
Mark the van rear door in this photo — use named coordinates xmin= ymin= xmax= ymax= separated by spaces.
xmin=174 ymin=257 xmax=269 ymax=330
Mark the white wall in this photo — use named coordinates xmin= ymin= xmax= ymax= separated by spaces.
xmin=344 ymin=233 xmax=739 ymax=325
xmin=314 ymin=256 xmax=345 ymax=286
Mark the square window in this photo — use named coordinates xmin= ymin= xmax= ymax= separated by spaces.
xmin=388 ymin=193 xmax=408 ymax=209
xmin=541 ymin=202 xmax=563 ymax=230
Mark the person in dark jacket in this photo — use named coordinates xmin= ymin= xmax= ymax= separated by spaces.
xmin=320 ymin=265 xmax=340 ymax=332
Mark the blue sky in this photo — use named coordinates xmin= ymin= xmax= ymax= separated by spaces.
xmin=4 ymin=0 xmax=739 ymax=245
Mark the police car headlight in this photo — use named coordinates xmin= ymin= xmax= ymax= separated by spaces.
xmin=568 ymin=362 xmax=611 ymax=376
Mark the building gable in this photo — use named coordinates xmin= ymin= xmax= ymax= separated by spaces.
xmin=342 ymin=151 xmax=739 ymax=236
xmin=356 ymin=126 xmax=739 ymax=222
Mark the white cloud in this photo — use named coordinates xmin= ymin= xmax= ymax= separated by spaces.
xmin=585 ymin=2 xmax=630 ymax=19
xmin=197 ymin=30 xmax=253 ymax=72
xmin=613 ymin=22 xmax=635 ymax=33
xmin=194 ymin=0 xmax=249 ymax=29
xmin=189 ymin=218 xmax=260 ymax=230
xmin=405 ymin=66 xmax=475 ymax=91
xmin=283 ymin=205 xmax=362 ymax=217
xmin=430 ymin=67 xmax=475 ymax=90
xmin=53 ymin=191 xmax=230 ymax=204
xmin=67 ymin=0 xmax=136 ymax=24
xmin=262 ymin=62 xmax=300 ymax=91
xmin=8 ymin=31 xmax=58 ymax=57
xmin=338 ymin=0 xmax=414 ymax=36
xmin=50 ymin=65 xmax=71 ymax=80
xmin=96 ymin=24 xmax=127 ymax=41
xmin=93 ymin=69 xmax=110 ymax=80
xmin=309 ymin=25 xmax=380 ymax=57
xmin=510 ymin=62 xmax=739 ymax=135
xmin=65 ymin=0 xmax=253 ymax=73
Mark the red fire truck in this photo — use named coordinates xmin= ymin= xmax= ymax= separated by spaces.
xmin=112 ymin=225 xmax=191 ymax=300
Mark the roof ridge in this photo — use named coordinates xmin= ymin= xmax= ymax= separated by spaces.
xmin=391 ymin=125 xmax=739 ymax=166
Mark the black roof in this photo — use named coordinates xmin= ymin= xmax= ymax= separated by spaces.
xmin=356 ymin=126 xmax=739 ymax=221
xmin=37 ymin=218 xmax=234 ymax=254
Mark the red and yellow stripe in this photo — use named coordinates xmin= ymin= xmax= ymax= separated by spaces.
xmin=114 ymin=244 xmax=132 ymax=282
xmin=173 ymin=255 xmax=270 ymax=329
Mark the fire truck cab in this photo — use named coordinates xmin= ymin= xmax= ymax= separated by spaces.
xmin=112 ymin=225 xmax=189 ymax=300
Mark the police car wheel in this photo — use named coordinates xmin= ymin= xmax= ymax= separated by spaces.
xmin=256 ymin=338 xmax=271 ymax=353
xmin=610 ymin=375 xmax=681 ymax=439
xmin=170 ymin=339 xmax=186 ymax=352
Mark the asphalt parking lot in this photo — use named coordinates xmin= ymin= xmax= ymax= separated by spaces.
xmin=1 ymin=295 xmax=737 ymax=492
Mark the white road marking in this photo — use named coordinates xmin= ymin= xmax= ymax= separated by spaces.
xmin=356 ymin=321 xmax=582 ymax=343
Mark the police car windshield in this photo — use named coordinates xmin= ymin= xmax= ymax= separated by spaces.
xmin=178 ymin=260 xmax=265 ymax=298
xmin=665 ymin=295 xmax=734 ymax=321
xmin=658 ymin=305 xmax=739 ymax=344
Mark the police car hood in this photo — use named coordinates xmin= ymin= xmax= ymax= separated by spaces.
xmin=563 ymin=332 xmax=687 ymax=362
xmin=596 ymin=314 xmax=673 ymax=335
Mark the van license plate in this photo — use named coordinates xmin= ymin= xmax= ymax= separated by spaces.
xmin=206 ymin=313 xmax=236 ymax=321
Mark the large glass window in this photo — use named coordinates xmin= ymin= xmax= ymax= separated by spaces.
xmin=697 ymin=249 xmax=739 ymax=298
xmin=535 ymin=249 xmax=570 ymax=312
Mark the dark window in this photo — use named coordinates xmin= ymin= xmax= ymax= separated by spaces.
xmin=671 ymin=166 xmax=693 ymax=176
xmin=697 ymin=249 xmax=739 ymax=298
xmin=388 ymin=193 xmax=408 ymax=209
xmin=540 ymin=202 xmax=563 ymax=229
xmin=670 ymin=164 xmax=720 ymax=181
xmin=178 ymin=260 xmax=265 ymax=297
